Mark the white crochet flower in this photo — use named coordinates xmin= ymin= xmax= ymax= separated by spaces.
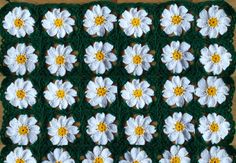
xmin=123 ymin=44 xmax=154 ymax=76
xmin=119 ymin=8 xmax=152 ymax=38
xmin=121 ymin=79 xmax=154 ymax=109
xmin=163 ymin=112 xmax=195 ymax=145
xmin=86 ymin=113 xmax=117 ymax=145
xmin=86 ymin=77 xmax=117 ymax=108
xmin=159 ymin=145 xmax=190 ymax=163
xmin=195 ymin=76 xmax=229 ymax=107
xmin=84 ymin=42 xmax=117 ymax=74
xmin=198 ymin=113 xmax=230 ymax=144
xmin=83 ymin=5 xmax=117 ymax=36
xmin=5 ymin=78 xmax=37 ymax=109
xmin=119 ymin=147 xmax=152 ymax=163
xmin=197 ymin=5 xmax=231 ymax=38
xmin=160 ymin=4 xmax=194 ymax=36
xmin=125 ymin=115 xmax=156 ymax=145
xmin=199 ymin=146 xmax=232 ymax=163
xmin=46 ymin=44 xmax=77 ymax=76
xmin=162 ymin=76 xmax=194 ymax=107
xmin=3 ymin=7 xmax=35 ymax=38
xmin=82 ymin=146 xmax=113 ymax=163
xmin=200 ymin=44 xmax=232 ymax=75
xmin=4 ymin=43 xmax=38 ymax=75
xmin=4 ymin=147 xmax=36 ymax=163
xmin=161 ymin=41 xmax=194 ymax=73
xmin=48 ymin=116 xmax=79 ymax=146
xmin=6 ymin=115 xmax=40 ymax=145
xmin=42 ymin=148 xmax=75 ymax=163
xmin=42 ymin=9 xmax=75 ymax=38
xmin=44 ymin=80 xmax=77 ymax=109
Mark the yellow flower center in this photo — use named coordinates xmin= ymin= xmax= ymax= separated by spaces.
xmin=208 ymin=17 xmax=219 ymax=28
xmin=133 ymin=55 xmax=142 ymax=65
xmin=94 ymin=157 xmax=104 ymax=163
xmin=54 ymin=18 xmax=64 ymax=27
xmin=171 ymin=15 xmax=182 ymax=25
xmin=14 ymin=18 xmax=24 ymax=28
xmin=174 ymin=86 xmax=184 ymax=96
xmin=172 ymin=50 xmax=182 ymax=61
xmin=56 ymin=89 xmax=65 ymax=99
xmin=133 ymin=89 xmax=143 ymax=98
xmin=18 ymin=125 xmax=29 ymax=135
xmin=96 ymin=87 xmax=107 ymax=97
xmin=97 ymin=122 xmax=107 ymax=132
xmin=209 ymin=122 xmax=219 ymax=132
xmin=56 ymin=161 xmax=62 ymax=163
xmin=131 ymin=18 xmax=141 ymax=27
xmin=55 ymin=55 xmax=65 ymax=65
xmin=170 ymin=156 xmax=181 ymax=163
xmin=58 ymin=127 xmax=68 ymax=137
xmin=135 ymin=126 xmax=145 ymax=136
xmin=209 ymin=157 xmax=220 ymax=163
xmin=95 ymin=51 xmax=105 ymax=61
xmin=16 ymin=54 xmax=27 ymax=64
xmin=16 ymin=90 xmax=26 ymax=100
xmin=133 ymin=161 xmax=140 ymax=163
xmin=175 ymin=121 xmax=185 ymax=132
xmin=16 ymin=158 xmax=25 ymax=163
xmin=95 ymin=16 xmax=105 ymax=26
xmin=211 ymin=53 xmax=221 ymax=63
xmin=206 ymin=87 xmax=217 ymax=97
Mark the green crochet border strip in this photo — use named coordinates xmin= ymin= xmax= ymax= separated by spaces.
xmin=0 ymin=1 xmax=236 ymax=162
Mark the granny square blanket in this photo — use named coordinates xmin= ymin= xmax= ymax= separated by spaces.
xmin=0 ymin=1 xmax=235 ymax=163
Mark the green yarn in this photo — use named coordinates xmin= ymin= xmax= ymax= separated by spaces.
xmin=0 ymin=1 xmax=235 ymax=162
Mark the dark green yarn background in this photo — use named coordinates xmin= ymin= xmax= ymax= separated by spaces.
xmin=0 ymin=1 xmax=235 ymax=162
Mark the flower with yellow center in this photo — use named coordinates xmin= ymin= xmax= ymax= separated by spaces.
xmin=197 ymin=5 xmax=231 ymax=38
xmin=3 ymin=7 xmax=35 ymax=38
xmin=82 ymin=146 xmax=113 ymax=163
xmin=86 ymin=77 xmax=117 ymax=108
xmin=164 ymin=112 xmax=194 ymax=145
xmin=121 ymin=79 xmax=154 ymax=109
xmin=5 ymin=147 xmax=37 ymax=163
xmin=119 ymin=8 xmax=152 ymax=37
xmin=42 ymin=9 xmax=75 ymax=38
xmin=199 ymin=146 xmax=232 ymax=163
xmin=195 ymin=77 xmax=229 ymax=107
xmin=161 ymin=4 xmax=193 ymax=36
xmin=161 ymin=41 xmax=194 ymax=74
xmin=86 ymin=113 xmax=117 ymax=145
xmin=200 ymin=44 xmax=232 ymax=75
xmin=160 ymin=145 xmax=190 ymax=163
xmin=198 ymin=113 xmax=230 ymax=144
xmin=7 ymin=115 xmax=40 ymax=145
xmin=163 ymin=76 xmax=194 ymax=107
xmin=83 ymin=5 xmax=117 ymax=36
xmin=48 ymin=116 xmax=79 ymax=146
xmin=44 ymin=80 xmax=77 ymax=109
xmin=5 ymin=78 xmax=37 ymax=109
xmin=84 ymin=42 xmax=117 ymax=74
xmin=125 ymin=115 xmax=156 ymax=145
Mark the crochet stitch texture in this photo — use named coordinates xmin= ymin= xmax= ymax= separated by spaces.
xmin=0 ymin=1 xmax=236 ymax=162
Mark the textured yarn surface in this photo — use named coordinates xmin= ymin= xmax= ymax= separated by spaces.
xmin=0 ymin=1 xmax=236 ymax=162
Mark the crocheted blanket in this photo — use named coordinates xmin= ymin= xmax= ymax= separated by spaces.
xmin=0 ymin=1 xmax=235 ymax=163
